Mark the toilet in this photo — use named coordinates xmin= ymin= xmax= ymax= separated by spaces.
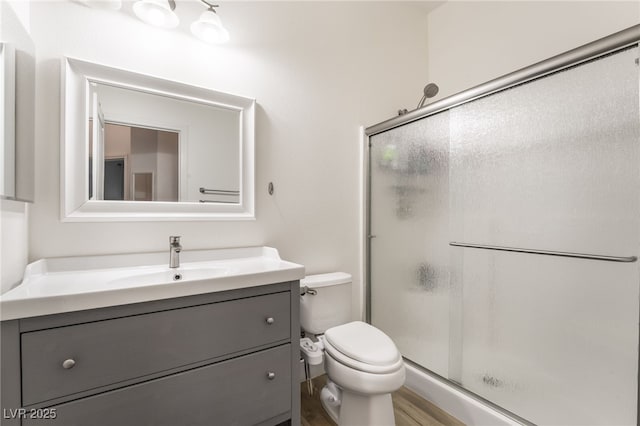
xmin=300 ymin=272 xmax=405 ymax=426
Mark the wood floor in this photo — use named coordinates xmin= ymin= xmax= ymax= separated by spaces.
xmin=301 ymin=375 xmax=465 ymax=426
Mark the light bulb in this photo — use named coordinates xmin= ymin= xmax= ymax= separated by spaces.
xmin=146 ymin=8 xmax=166 ymax=26
xmin=191 ymin=10 xmax=230 ymax=44
xmin=133 ymin=0 xmax=179 ymax=29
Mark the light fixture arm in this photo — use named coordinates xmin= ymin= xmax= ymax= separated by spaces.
xmin=198 ymin=0 xmax=219 ymax=12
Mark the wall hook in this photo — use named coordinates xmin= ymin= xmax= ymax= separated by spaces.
xmin=268 ymin=182 xmax=274 ymax=195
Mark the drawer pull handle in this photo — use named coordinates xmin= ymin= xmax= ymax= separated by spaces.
xmin=266 ymin=317 xmax=275 ymax=325
xmin=62 ymin=359 xmax=76 ymax=369
xmin=267 ymin=372 xmax=276 ymax=380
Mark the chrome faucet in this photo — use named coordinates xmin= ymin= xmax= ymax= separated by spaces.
xmin=169 ymin=236 xmax=182 ymax=268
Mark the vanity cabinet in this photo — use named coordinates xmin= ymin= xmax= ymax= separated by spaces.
xmin=1 ymin=281 xmax=300 ymax=426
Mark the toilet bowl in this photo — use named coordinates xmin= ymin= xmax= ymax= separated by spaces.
xmin=299 ymin=273 xmax=405 ymax=426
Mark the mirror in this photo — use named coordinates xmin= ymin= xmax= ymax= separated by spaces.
xmin=62 ymin=57 xmax=255 ymax=221
xmin=1 ymin=42 xmax=16 ymax=198
xmin=1 ymin=3 xmax=36 ymax=202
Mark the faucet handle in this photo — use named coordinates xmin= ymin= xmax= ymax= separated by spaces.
xmin=170 ymin=236 xmax=181 ymax=244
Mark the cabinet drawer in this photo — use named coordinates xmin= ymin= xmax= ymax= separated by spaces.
xmin=23 ymin=344 xmax=292 ymax=426
xmin=21 ymin=292 xmax=290 ymax=405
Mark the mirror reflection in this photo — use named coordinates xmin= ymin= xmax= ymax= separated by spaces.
xmin=89 ymin=122 xmax=179 ymax=201
xmin=88 ymin=81 xmax=241 ymax=204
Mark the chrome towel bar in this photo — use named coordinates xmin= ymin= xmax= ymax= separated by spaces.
xmin=198 ymin=200 xmax=238 ymax=204
xmin=199 ymin=187 xmax=240 ymax=196
xmin=449 ymin=242 xmax=637 ymax=263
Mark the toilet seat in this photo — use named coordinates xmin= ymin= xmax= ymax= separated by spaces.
xmin=324 ymin=348 xmax=406 ymax=396
xmin=323 ymin=321 xmax=403 ymax=374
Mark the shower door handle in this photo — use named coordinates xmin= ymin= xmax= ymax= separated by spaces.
xmin=450 ymin=242 xmax=637 ymax=263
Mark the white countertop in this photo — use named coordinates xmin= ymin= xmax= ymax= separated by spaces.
xmin=0 ymin=246 xmax=305 ymax=321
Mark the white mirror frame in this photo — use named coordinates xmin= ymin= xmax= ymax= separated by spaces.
xmin=61 ymin=57 xmax=255 ymax=222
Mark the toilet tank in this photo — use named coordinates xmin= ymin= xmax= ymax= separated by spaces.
xmin=300 ymin=272 xmax=352 ymax=335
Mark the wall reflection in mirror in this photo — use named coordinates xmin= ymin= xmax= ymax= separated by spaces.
xmin=89 ymin=122 xmax=179 ymax=201
xmin=87 ymin=81 xmax=240 ymax=204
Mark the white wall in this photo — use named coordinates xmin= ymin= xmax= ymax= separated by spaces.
xmin=4 ymin=0 xmax=29 ymax=33
xmin=0 ymin=0 xmax=30 ymax=294
xmin=27 ymin=1 xmax=430 ymax=319
xmin=427 ymin=1 xmax=640 ymax=101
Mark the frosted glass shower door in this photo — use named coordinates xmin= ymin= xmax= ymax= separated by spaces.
xmin=369 ymin=111 xmax=450 ymax=377
xmin=450 ymin=46 xmax=640 ymax=425
xmin=368 ymin=44 xmax=639 ymax=425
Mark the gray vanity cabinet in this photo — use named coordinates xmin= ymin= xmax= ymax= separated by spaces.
xmin=0 ymin=281 xmax=300 ymax=426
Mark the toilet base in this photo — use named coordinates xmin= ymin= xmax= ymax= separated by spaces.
xmin=320 ymin=381 xmax=341 ymax=423
xmin=338 ymin=390 xmax=396 ymax=426
xmin=321 ymin=381 xmax=396 ymax=426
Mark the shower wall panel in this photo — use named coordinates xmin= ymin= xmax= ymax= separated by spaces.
xmin=370 ymin=111 xmax=450 ymax=378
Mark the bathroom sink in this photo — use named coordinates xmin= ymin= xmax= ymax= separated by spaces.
xmin=108 ymin=266 xmax=230 ymax=287
xmin=0 ymin=246 xmax=305 ymax=321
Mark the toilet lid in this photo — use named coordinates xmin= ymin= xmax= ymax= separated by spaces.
xmin=324 ymin=321 xmax=401 ymax=367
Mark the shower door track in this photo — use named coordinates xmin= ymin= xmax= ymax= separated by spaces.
xmin=449 ymin=242 xmax=638 ymax=263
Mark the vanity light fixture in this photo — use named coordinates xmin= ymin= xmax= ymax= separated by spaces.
xmin=191 ymin=2 xmax=230 ymax=44
xmin=132 ymin=0 xmax=230 ymax=44
xmin=133 ymin=0 xmax=179 ymax=29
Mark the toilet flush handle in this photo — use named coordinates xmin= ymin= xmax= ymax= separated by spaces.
xmin=300 ymin=286 xmax=317 ymax=296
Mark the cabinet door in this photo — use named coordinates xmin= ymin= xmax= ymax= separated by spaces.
xmin=23 ymin=344 xmax=292 ymax=426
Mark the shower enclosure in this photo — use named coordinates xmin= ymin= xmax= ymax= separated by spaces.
xmin=365 ymin=26 xmax=640 ymax=425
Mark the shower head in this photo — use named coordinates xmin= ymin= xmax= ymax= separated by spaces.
xmin=423 ymin=83 xmax=439 ymax=99
xmin=417 ymin=82 xmax=439 ymax=109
